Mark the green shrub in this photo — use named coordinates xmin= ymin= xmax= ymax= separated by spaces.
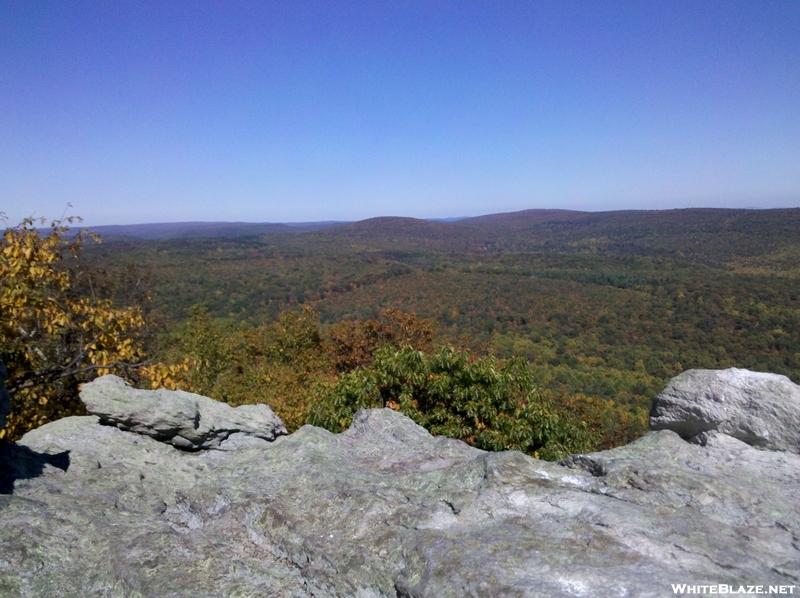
xmin=308 ymin=345 xmax=594 ymax=460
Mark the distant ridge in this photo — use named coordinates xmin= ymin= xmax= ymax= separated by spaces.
xmin=70 ymin=207 xmax=800 ymax=241
xmin=81 ymin=217 xmax=467 ymax=240
xmin=80 ymin=220 xmax=349 ymax=240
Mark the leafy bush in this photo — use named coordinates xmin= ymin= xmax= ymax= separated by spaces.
xmin=308 ymin=345 xmax=594 ymax=460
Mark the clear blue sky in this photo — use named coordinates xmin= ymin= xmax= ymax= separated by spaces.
xmin=2 ymin=1 xmax=799 ymax=226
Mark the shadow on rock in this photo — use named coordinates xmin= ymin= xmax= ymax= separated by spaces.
xmin=0 ymin=441 xmax=70 ymax=495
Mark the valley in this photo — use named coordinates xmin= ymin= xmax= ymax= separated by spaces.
xmin=77 ymin=208 xmax=800 ymax=448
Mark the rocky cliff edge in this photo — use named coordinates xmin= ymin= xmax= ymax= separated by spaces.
xmin=1 ymin=368 xmax=798 ymax=597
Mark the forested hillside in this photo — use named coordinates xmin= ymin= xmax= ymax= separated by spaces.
xmin=78 ymin=208 xmax=800 ymax=449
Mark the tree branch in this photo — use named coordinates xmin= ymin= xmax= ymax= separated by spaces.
xmin=7 ymin=358 xmax=155 ymax=396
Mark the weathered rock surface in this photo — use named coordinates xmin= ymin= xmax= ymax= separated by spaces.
xmin=0 ymin=369 xmax=798 ymax=597
xmin=650 ymin=367 xmax=800 ymax=453
xmin=81 ymin=375 xmax=288 ymax=449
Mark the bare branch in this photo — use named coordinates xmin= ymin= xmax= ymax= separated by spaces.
xmin=7 ymin=358 xmax=155 ymax=396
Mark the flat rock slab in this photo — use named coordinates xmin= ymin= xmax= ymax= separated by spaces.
xmin=0 ymin=370 xmax=798 ymax=596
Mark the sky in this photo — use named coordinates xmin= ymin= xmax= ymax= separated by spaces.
xmin=1 ymin=1 xmax=799 ymax=226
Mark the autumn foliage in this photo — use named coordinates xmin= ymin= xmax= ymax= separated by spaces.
xmin=142 ymin=306 xmax=441 ymax=433
xmin=0 ymin=217 xmax=151 ymax=440
xmin=0 ymin=211 xmax=620 ymax=459
xmin=328 ymin=307 xmax=437 ymax=372
xmin=142 ymin=305 xmax=335 ymax=432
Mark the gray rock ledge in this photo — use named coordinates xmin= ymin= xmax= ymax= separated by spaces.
xmin=81 ymin=374 xmax=288 ymax=449
xmin=0 ymin=369 xmax=798 ymax=597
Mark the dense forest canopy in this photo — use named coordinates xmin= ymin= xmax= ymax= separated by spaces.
xmin=5 ymin=208 xmax=799 ymax=455
xmin=83 ymin=207 xmax=800 ymax=371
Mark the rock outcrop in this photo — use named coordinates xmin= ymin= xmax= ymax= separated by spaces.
xmin=0 ymin=368 xmax=798 ymax=597
xmin=650 ymin=367 xmax=800 ymax=453
xmin=81 ymin=375 xmax=288 ymax=450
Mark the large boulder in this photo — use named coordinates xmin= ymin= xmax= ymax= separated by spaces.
xmin=80 ymin=375 xmax=287 ymax=449
xmin=649 ymin=367 xmax=800 ymax=453
xmin=0 ymin=370 xmax=798 ymax=597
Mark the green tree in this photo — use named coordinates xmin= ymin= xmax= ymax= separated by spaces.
xmin=309 ymin=345 xmax=594 ymax=460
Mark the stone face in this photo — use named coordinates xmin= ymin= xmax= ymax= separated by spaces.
xmin=80 ymin=374 xmax=288 ymax=449
xmin=649 ymin=367 xmax=800 ymax=453
xmin=0 ymin=369 xmax=798 ymax=597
